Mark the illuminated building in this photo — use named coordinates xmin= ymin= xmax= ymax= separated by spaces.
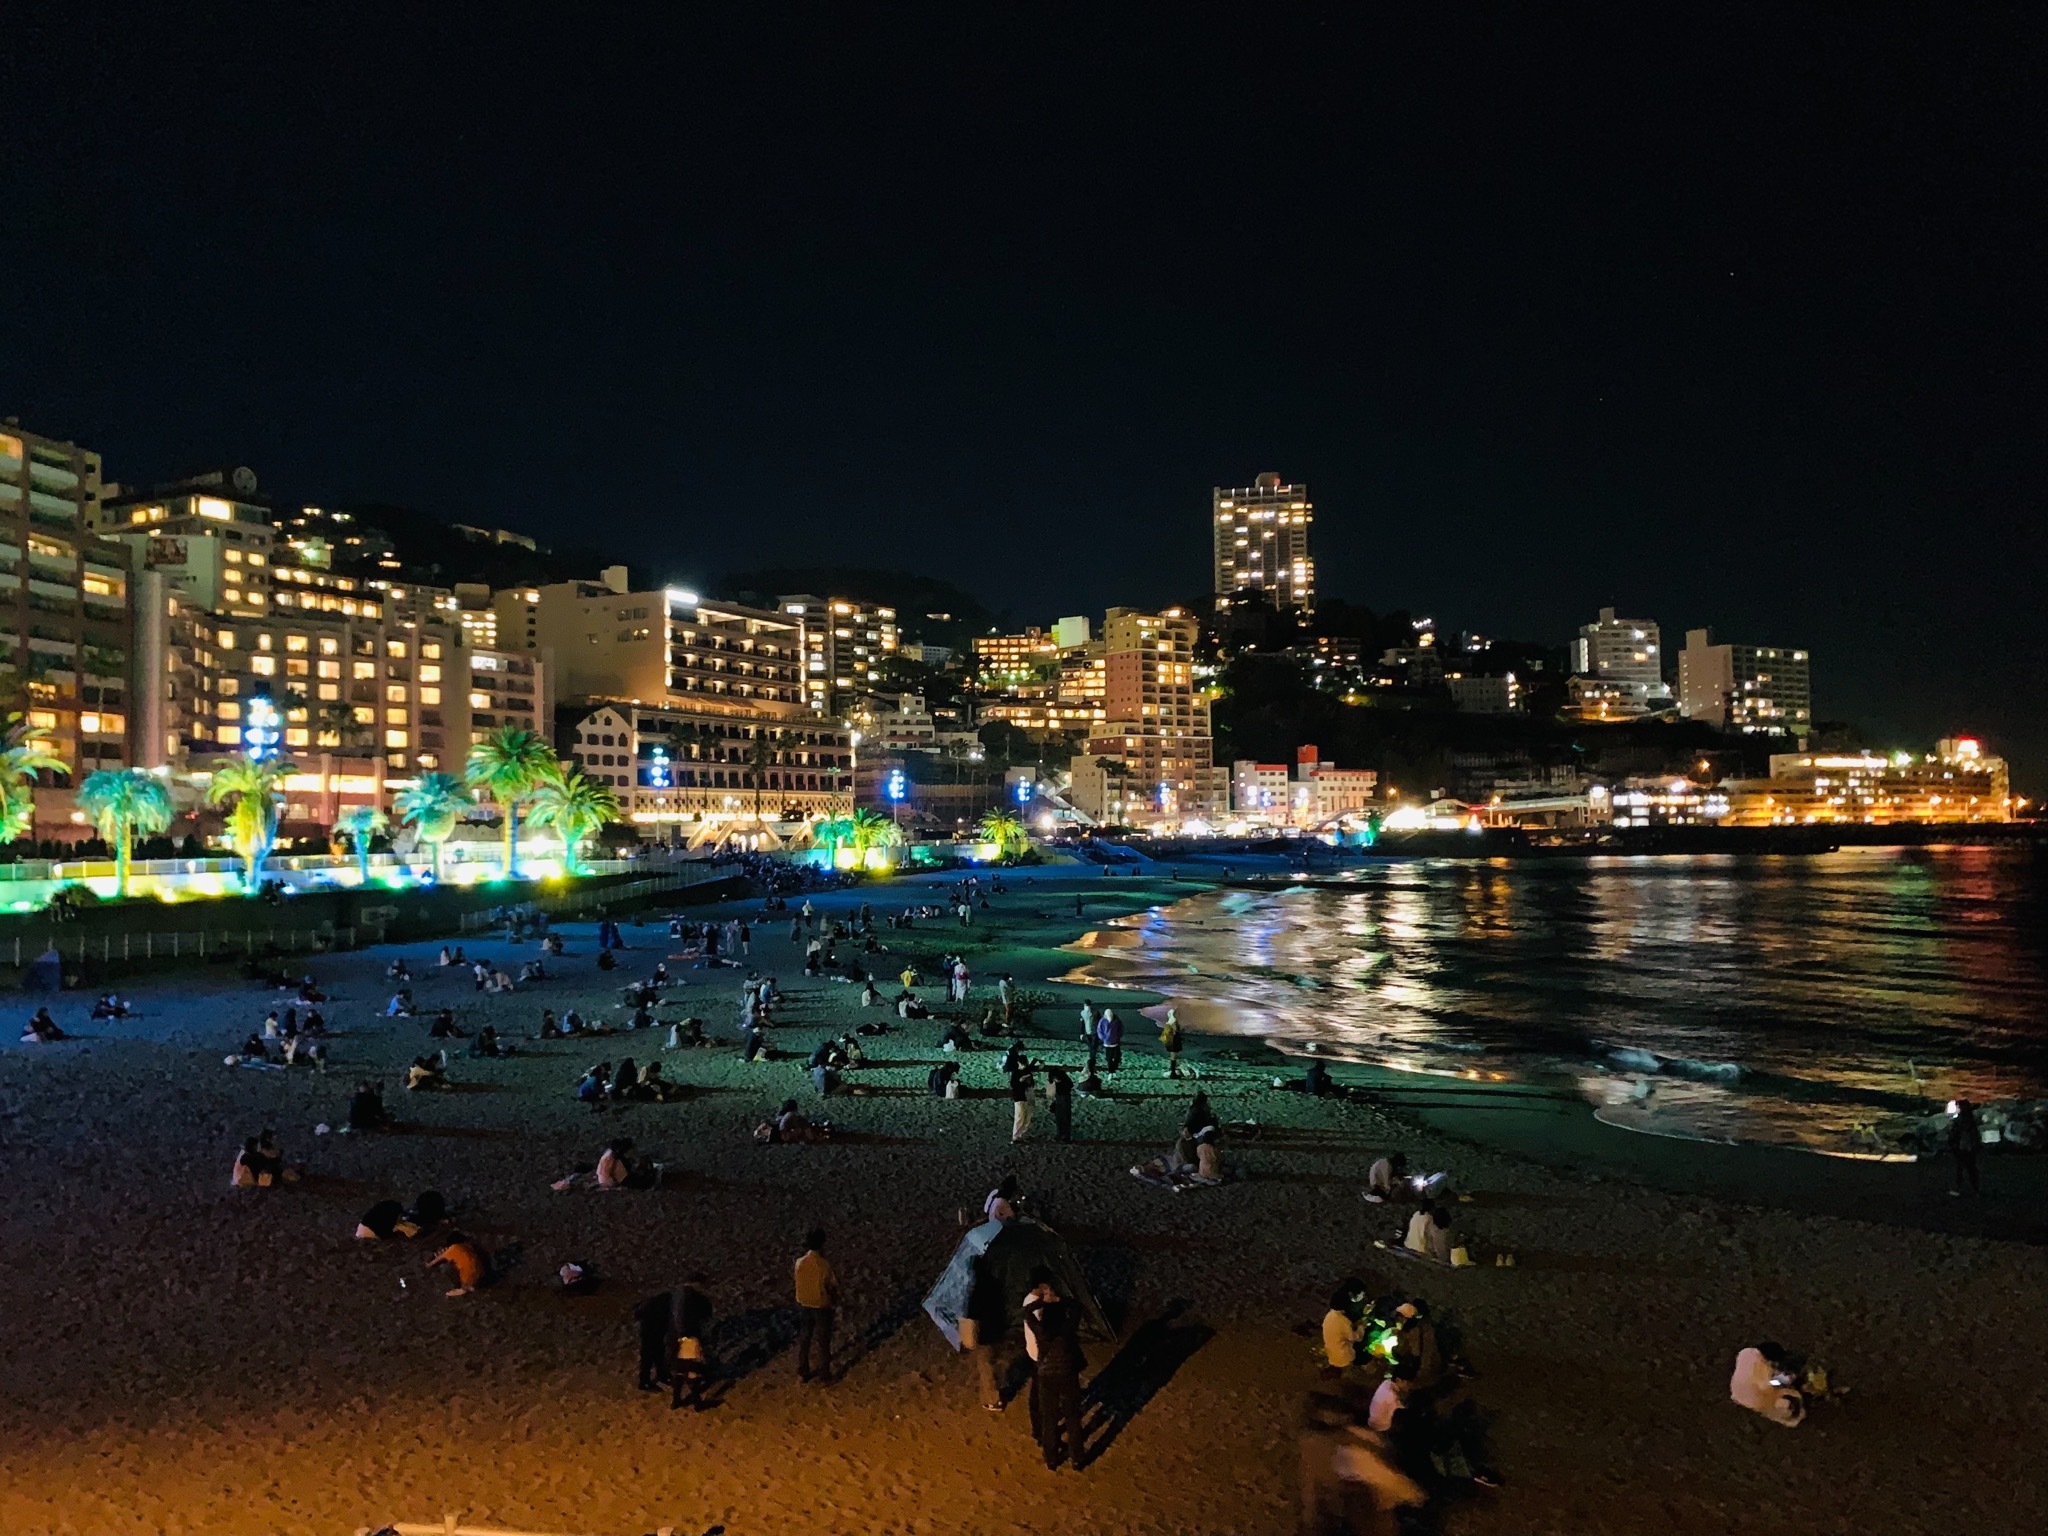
xmin=1445 ymin=673 xmax=1522 ymax=714
xmin=1722 ymin=738 xmax=2011 ymax=825
xmin=849 ymin=691 xmax=937 ymax=752
xmin=504 ymin=568 xmax=807 ymax=714
xmin=1679 ymin=628 xmax=1812 ymax=737
xmin=1568 ymin=607 xmax=1670 ymax=718
xmin=1072 ymin=607 xmax=1222 ymax=825
xmin=973 ymin=627 xmax=1058 ymax=692
xmin=1608 ymin=778 xmax=1729 ymax=827
xmin=466 ymin=646 xmax=550 ymax=747
xmin=779 ymin=594 xmax=899 ymax=716
xmin=0 ymin=420 xmax=135 ymax=813
xmin=1231 ymin=746 xmax=1377 ymax=822
xmin=1213 ymin=472 xmax=1314 ymax=613
xmin=567 ymin=701 xmax=851 ymax=829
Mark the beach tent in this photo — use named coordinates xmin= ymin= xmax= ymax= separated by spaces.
xmin=22 ymin=945 xmax=64 ymax=993
xmin=923 ymin=1216 xmax=1113 ymax=1350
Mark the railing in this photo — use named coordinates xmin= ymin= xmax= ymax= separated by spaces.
xmin=6 ymin=925 xmax=357 ymax=968
xmin=454 ymin=866 xmax=731 ymax=932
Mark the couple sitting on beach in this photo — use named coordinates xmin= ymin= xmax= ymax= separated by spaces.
xmin=21 ymin=1008 xmax=67 ymax=1043
xmin=356 ymin=1190 xmax=446 ymax=1239
xmin=229 ymin=1130 xmax=294 ymax=1189
xmin=755 ymin=1098 xmax=830 ymax=1145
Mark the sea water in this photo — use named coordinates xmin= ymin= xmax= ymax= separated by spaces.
xmin=1059 ymin=846 xmax=2048 ymax=1155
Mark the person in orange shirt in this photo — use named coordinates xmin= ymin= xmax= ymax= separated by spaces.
xmin=792 ymin=1227 xmax=840 ymax=1383
xmin=430 ymin=1235 xmax=486 ymax=1296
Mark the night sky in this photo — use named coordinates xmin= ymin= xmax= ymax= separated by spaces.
xmin=3 ymin=7 xmax=2042 ymax=784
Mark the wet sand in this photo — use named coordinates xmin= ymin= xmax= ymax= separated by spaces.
xmin=1 ymin=862 xmax=2043 ymax=1536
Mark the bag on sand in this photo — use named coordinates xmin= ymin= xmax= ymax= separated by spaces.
xmin=677 ymin=1335 xmax=706 ymax=1362
xmin=1450 ymin=1246 xmax=1473 ymax=1268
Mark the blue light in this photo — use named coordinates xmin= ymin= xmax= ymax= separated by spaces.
xmin=647 ymin=746 xmax=671 ymax=788
xmin=885 ymin=768 xmax=907 ymax=803
xmin=244 ymin=696 xmax=282 ymax=761
xmin=1015 ymin=779 xmax=1032 ymax=804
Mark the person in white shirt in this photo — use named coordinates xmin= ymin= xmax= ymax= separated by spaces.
xmin=984 ymin=1175 xmax=1021 ymax=1222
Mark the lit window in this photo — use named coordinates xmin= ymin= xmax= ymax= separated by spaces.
xmin=385 ymin=683 xmax=407 ymax=703
xmin=470 ymin=691 xmax=491 ymax=709
xmin=218 ymin=725 xmax=242 ymax=744
xmin=419 ymin=687 xmax=441 ymax=705
xmin=196 ymin=497 xmax=232 ymax=520
xmin=422 ymin=642 xmax=442 ymax=660
xmin=353 ymin=706 xmax=375 ymax=725
xmin=385 ymin=729 xmax=409 ymax=748
xmin=218 ymin=630 xmax=236 ymax=648
xmin=250 ymin=656 xmax=277 ymax=676
xmin=317 ymin=660 xmax=340 ymax=679
xmin=285 ymin=633 xmax=307 ymax=652
xmin=387 ymin=639 xmax=408 ymax=659
xmin=319 ymin=637 xmax=338 ymax=655
xmin=219 ymin=702 xmax=243 ymax=721
xmin=419 ymin=664 xmax=441 ymax=683
xmin=317 ymin=683 xmax=339 ymax=701
xmin=353 ymin=661 xmax=376 ymax=680
xmin=385 ymin=707 xmax=407 ymax=724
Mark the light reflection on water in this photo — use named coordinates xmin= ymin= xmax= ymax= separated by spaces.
xmin=1061 ymin=847 xmax=2048 ymax=1152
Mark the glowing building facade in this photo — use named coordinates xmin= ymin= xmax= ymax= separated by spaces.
xmin=1213 ymin=472 xmax=1314 ymax=613
xmin=1679 ymin=627 xmax=1812 ymax=738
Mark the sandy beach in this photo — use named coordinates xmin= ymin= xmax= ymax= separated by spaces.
xmin=2 ymin=861 xmax=2044 ymax=1536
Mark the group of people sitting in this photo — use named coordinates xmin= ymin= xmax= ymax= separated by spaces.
xmin=553 ymin=1137 xmax=665 ymax=1191
xmin=90 ymin=993 xmax=131 ymax=1020
xmin=1130 ymin=1093 xmax=1227 ymax=1188
xmin=229 ymin=1129 xmax=295 ymax=1189
xmin=20 ymin=1007 xmax=67 ymax=1043
xmin=407 ymin=1053 xmax=450 ymax=1091
xmin=574 ymin=1057 xmax=685 ymax=1105
xmin=355 ymin=1188 xmax=446 ymax=1240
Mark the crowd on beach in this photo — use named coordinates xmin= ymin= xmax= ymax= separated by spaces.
xmin=13 ymin=860 xmax=1960 ymax=1533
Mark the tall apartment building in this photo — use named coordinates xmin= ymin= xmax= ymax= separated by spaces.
xmin=0 ymin=421 xmax=136 ymax=810
xmin=973 ymin=627 xmax=1058 ymax=691
xmin=779 ymin=594 xmax=899 ymax=716
xmin=565 ymin=702 xmax=852 ymax=829
xmin=1679 ymin=628 xmax=1813 ymax=737
xmin=1568 ymin=607 xmax=1671 ymax=717
xmin=1213 ymin=472 xmax=1314 ymax=613
xmin=498 ymin=569 xmax=807 ymax=714
xmin=1072 ymin=606 xmax=1221 ymax=825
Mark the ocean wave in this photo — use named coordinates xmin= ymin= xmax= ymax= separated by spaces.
xmin=1605 ymin=1046 xmax=1744 ymax=1082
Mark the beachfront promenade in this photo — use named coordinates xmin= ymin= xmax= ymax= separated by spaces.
xmin=1 ymin=864 xmax=2042 ymax=1536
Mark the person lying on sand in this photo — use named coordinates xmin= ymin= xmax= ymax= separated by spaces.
xmin=406 ymin=1055 xmax=449 ymax=1092
xmin=356 ymin=1198 xmax=419 ymax=1239
xmin=21 ymin=1008 xmax=66 ymax=1043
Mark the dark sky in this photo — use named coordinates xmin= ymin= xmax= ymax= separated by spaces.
xmin=3 ymin=6 xmax=2043 ymax=786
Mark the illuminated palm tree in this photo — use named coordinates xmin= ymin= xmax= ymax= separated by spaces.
xmin=76 ymin=768 xmax=174 ymax=897
xmin=332 ymin=805 xmax=389 ymax=885
xmin=527 ymin=766 xmax=623 ymax=872
xmin=0 ymin=714 xmax=66 ymax=845
xmin=207 ymin=754 xmax=299 ymax=890
xmin=393 ymin=770 xmax=470 ymax=879
xmin=849 ymin=806 xmax=903 ymax=851
xmin=976 ymin=809 xmax=1029 ymax=861
xmin=464 ymin=726 xmax=560 ymax=878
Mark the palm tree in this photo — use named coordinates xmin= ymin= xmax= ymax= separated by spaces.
xmin=332 ymin=805 xmax=389 ymax=885
xmin=527 ymin=766 xmax=623 ymax=872
xmin=849 ymin=806 xmax=904 ymax=851
xmin=207 ymin=754 xmax=298 ymax=890
xmin=316 ymin=700 xmax=371 ymax=751
xmin=465 ymin=726 xmax=560 ymax=878
xmin=976 ymin=809 xmax=1030 ymax=862
xmin=0 ymin=714 xmax=66 ymax=845
xmin=745 ymin=728 xmax=797 ymax=823
xmin=76 ymin=768 xmax=174 ymax=896
xmin=393 ymin=770 xmax=470 ymax=879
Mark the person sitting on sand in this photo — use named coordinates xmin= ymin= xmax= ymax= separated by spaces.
xmin=355 ymin=1198 xmax=418 ymax=1240
xmin=540 ymin=1009 xmax=563 ymax=1039
xmin=1366 ymin=1152 xmax=1411 ymax=1204
xmin=297 ymin=977 xmax=326 ymax=1004
xmin=612 ymin=1059 xmax=641 ymax=1099
xmin=596 ymin=1137 xmax=660 ymax=1190
xmin=346 ymin=1081 xmax=389 ymax=1132
xmin=238 ymin=1031 xmax=271 ymax=1061
xmin=409 ymin=1190 xmax=447 ymax=1231
xmin=428 ymin=1009 xmax=465 ymax=1039
xmin=638 ymin=1060 xmax=682 ymax=1102
xmin=407 ymin=1055 xmax=448 ymax=1092
xmin=91 ymin=994 xmax=130 ymax=1021
xmin=1133 ymin=1130 xmax=1198 ymax=1183
xmin=22 ymin=1008 xmax=66 ymax=1043
xmin=230 ymin=1136 xmax=273 ymax=1189
xmin=1192 ymin=1125 xmax=1224 ymax=1182
xmin=469 ymin=1025 xmax=506 ymax=1059
xmin=666 ymin=1017 xmax=707 ymax=1049
xmin=387 ymin=959 xmax=412 ymax=983
xmin=1730 ymin=1343 xmax=1807 ymax=1427
xmin=438 ymin=946 xmax=455 ymax=967
xmin=928 ymin=1062 xmax=961 ymax=1099
xmin=934 ymin=1019 xmax=970 ymax=1053
xmin=596 ymin=949 xmax=617 ymax=972
xmin=984 ymin=1175 xmax=1022 ymax=1222
xmin=1321 ymin=1277 xmax=1370 ymax=1377
xmin=576 ymin=1063 xmax=610 ymax=1103
xmin=386 ymin=990 xmax=416 ymax=1018
xmin=860 ymin=979 xmax=882 ymax=1007
xmin=562 ymin=1009 xmax=589 ymax=1035
xmin=429 ymin=1233 xmax=487 ymax=1296
xmin=1403 ymin=1204 xmax=1456 ymax=1265
xmin=774 ymin=1098 xmax=825 ymax=1144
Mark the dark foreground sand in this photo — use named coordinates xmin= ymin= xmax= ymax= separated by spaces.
xmin=1 ymin=865 xmax=2042 ymax=1536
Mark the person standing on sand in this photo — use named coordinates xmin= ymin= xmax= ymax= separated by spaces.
xmin=1010 ymin=1061 xmax=1036 ymax=1142
xmin=670 ymin=1275 xmax=714 ymax=1409
xmin=1948 ymin=1099 xmax=1984 ymax=1195
xmin=1097 ymin=1007 xmax=1123 ymax=1074
xmin=634 ymin=1290 xmax=673 ymax=1391
xmin=1047 ymin=1066 xmax=1074 ymax=1143
xmin=964 ymin=1258 xmax=1006 ymax=1411
xmin=1079 ymin=1000 xmax=1096 ymax=1045
xmin=1022 ymin=1266 xmax=1085 ymax=1470
xmin=1159 ymin=1007 xmax=1184 ymax=1080
xmin=794 ymin=1228 xmax=839 ymax=1383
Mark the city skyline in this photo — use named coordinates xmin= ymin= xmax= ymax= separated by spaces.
xmin=3 ymin=8 xmax=2041 ymax=782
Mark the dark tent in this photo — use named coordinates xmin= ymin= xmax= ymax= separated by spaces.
xmin=22 ymin=945 xmax=64 ymax=994
xmin=924 ymin=1216 xmax=1112 ymax=1350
